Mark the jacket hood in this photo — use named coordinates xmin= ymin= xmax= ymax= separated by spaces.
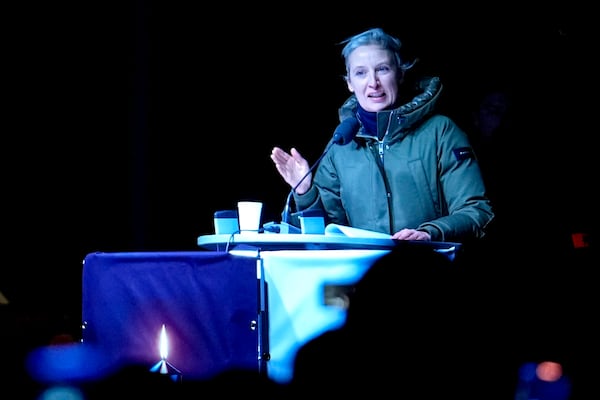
xmin=339 ymin=76 xmax=443 ymax=141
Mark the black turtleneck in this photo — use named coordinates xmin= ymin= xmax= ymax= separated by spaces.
xmin=356 ymin=104 xmax=378 ymax=138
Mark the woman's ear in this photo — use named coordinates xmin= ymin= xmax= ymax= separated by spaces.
xmin=346 ymin=78 xmax=354 ymax=93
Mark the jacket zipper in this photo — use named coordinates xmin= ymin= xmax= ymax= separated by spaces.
xmin=375 ymin=110 xmax=395 ymax=233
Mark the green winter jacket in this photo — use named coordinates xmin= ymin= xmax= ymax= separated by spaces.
xmin=293 ymin=76 xmax=495 ymax=242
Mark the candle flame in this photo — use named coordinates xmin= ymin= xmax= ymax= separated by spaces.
xmin=159 ymin=324 xmax=168 ymax=360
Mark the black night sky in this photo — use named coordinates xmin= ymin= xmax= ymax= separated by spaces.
xmin=2 ymin=3 xmax=596 ymax=389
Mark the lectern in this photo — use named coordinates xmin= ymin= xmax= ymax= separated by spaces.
xmin=80 ymin=233 xmax=459 ymax=384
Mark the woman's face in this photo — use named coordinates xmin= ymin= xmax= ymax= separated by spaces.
xmin=346 ymin=45 xmax=401 ymax=112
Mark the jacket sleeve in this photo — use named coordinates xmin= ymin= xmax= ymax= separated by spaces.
xmin=417 ymin=117 xmax=495 ymax=242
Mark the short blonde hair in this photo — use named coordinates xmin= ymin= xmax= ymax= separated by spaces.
xmin=340 ymin=27 xmax=416 ymax=81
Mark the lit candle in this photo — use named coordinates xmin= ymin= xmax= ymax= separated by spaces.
xmin=149 ymin=324 xmax=182 ymax=383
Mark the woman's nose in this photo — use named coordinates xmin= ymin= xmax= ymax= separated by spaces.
xmin=368 ymin=73 xmax=379 ymax=86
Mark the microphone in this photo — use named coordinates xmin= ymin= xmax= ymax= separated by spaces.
xmin=281 ymin=117 xmax=359 ymax=225
xmin=332 ymin=116 xmax=360 ymax=145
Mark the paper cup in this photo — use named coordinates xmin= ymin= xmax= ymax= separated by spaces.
xmin=237 ymin=201 xmax=263 ymax=233
xmin=213 ymin=210 xmax=239 ymax=234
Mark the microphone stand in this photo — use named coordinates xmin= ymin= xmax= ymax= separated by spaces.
xmin=280 ymin=116 xmax=360 ymax=228
xmin=281 ymin=141 xmax=334 ymax=225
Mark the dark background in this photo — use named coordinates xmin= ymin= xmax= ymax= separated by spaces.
xmin=2 ymin=2 xmax=596 ymax=387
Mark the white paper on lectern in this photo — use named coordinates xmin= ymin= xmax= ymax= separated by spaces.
xmin=324 ymin=223 xmax=392 ymax=239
